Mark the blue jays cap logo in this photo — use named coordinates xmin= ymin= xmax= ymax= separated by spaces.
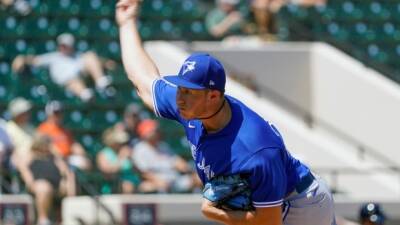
xmin=181 ymin=61 xmax=196 ymax=75
xmin=163 ymin=53 xmax=226 ymax=92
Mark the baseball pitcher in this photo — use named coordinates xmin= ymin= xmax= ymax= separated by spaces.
xmin=116 ymin=1 xmax=336 ymax=224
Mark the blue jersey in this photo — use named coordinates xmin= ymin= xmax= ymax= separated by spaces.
xmin=152 ymin=78 xmax=310 ymax=208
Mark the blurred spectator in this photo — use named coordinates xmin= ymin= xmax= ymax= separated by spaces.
xmin=286 ymin=0 xmax=326 ymax=7
xmin=5 ymin=97 xmax=35 ymax=168
xmin=18 ymin=135 xmax=75 ymax=225
xmin=0 ymin=0 xmax=31 ymax=15
xmin=247 ymin=0 xmax=326 ymax=36
xmin=12 ymin=33 xmax=113 ymax=102
xmin=114 ymin=103 xmax=143 ymax=147
xmin=0 ymin=119 xmax=13 ymax=172
xmin=97 ymin=127 xmax=144 ymax=194
xmin=132 ymin=119 xmax=200 ymax=193
xmin=206 ymin=0 xmax=245 ymax=39
xmin=359 ymin=203 xmax=386 ymax=225
xmin=0 ymin=119 xmax=14 ymax=193
xmin=37 ymin=101 xmax=91 ymax=171
xmin=249 ymin=0 xmax=279 ymax=35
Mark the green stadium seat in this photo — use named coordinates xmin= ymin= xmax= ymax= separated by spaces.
xmin=53 ymin=17 xmax=89 ymax=38
xmin=373 ymin=22 xmax=400 ymax=43
xmin=0 ymin=16 xmax=25 ymax=38
xmin=366 ymin=44 xmax=389 ymax=64
xmin=64 ymin=109 xmax=92 ymax=130
xmin=348 ymin=22 xmax=376 ymax=44
xmin=322 ymin=22 xmax=349 ymax=41
xmin=31 ymin=108 xmax=47 ymax=126
xmin=0 ymin=62 xmax=15 ymax=104
xmin=85 ymin=18 xmax=118 ymax=39
xmin=79 ymin=0 xmax=114 ymax=17
xmin=277 ymin=0 xmax=400 ymax=84
xmin=77 ymin=133 xmax=104 ymax=157
xmin=186 ymin=21 xmax=209 ymax=40
xmin=92 ymin=40 xmax=121 ymax=60
xmin=0 ymin=39 xmax=30 ymax=59
xmin=148 ymin=0 xmax=169 ymax=18
xmin=15 ymin=81 xmax=50 ymax=104
xmin=47 ymin=0 xmax=80 ymax=16
xmin=334 ymin=1 xmax=364 ymax=22
xmin=76 ymin=40 xmax=90 ymax=52
xmin=108 ymin=65 xmax=128 ymax=84
xmin=28 ymin=40 xmax=57 ymax=55
xmin=30 ymin=0 xmax=50 ymax=15
xmin=363 ymin=1 xmax=390 ymax=22
xmin=387 ymin=3 xmax=400 ymax=22
xmin=21 ymin=16 xmax=57 ymax=38
xmin=89 ymin=110 xmax=120 ymax=130
xmin=178 ymin=0 xmax=207 ymax=19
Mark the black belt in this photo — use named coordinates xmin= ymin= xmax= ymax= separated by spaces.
xmin=294 ymin=172 xmax=315 ymax=194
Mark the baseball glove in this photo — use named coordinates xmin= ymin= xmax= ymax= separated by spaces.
xmin=203 ymin=174 xmax=254 ymax=211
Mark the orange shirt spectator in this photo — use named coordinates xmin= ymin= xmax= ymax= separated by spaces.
xmin=37 ymin=120 xmax=73 ymax=157
xmin=37 ymin=101 xmax=91 ymax=171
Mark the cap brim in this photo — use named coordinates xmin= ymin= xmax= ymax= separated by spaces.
xmin=164 ymin=75 xmax=206 ymax=90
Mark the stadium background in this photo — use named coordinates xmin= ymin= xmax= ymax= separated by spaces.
xmin=1 ymin=0 xmax=400 ymax=224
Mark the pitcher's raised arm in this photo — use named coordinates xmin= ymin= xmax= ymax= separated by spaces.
xmin=116 ymin=0 xmax=160 ymax=110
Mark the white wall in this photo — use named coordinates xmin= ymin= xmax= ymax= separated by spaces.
xmin=62 ymin=194 xmax=211 ymax=225
xmin=311 ymin=43 xmax=400 ymax=163
xmin=61 ymin=194 xmax=400 ymax=224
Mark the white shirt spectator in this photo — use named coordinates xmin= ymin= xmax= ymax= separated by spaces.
xmin=35 ymin=52 xmax=84 ymax=85
xmin=132 ymin=141 xmax=179 ymax=184
xmin=5 ymin=120 xmax=34 ymax=156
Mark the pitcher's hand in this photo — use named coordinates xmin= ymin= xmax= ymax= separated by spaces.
xmin=116 ymin=0 xmax=142 ymax=27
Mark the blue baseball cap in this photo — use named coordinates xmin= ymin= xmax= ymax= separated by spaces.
xmin=164 ymin=53 xmax=226 ymax=92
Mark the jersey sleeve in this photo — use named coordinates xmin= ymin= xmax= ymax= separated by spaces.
xmin=240 ymin=148 xmax=287 ymax=208
xmin=151 ymin=78 xmax=180 ymax=121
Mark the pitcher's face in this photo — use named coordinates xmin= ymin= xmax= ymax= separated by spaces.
xmin=176 ymin=87 xmax=210 ymax=120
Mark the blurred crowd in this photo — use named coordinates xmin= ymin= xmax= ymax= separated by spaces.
xmin=0 ymin=97 xmax=201 ymax=225
xmin=205 ymin=0 xmax=326 ymax=41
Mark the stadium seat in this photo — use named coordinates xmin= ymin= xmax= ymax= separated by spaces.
xmin=0 ymin=62 xmax=15 ymax=105
xmin=277 ymin=0 xmax=400 ymax=85
xmin=89 ymin=110 xmax=121 ymax=131
xmin=22 ymin=16 xmax=57 ymax=38
xmin=54 ymin=17 xmax=89 ymax=38
xmin=47 ymin=0 xmax=80 ymax=16
xmin=76 ymin=132 xmax=104 ymax=157
xmin=30 ymin=0 xmax=49 ymax=15
xmin=0 ymin=16 xmax=25 ymax=38
xmin=92 ymin=40 xmax=121 ymax=60
xmin=79 ymin=0 xmax=114 ymax=17
xmin=64 ymin=109 xmax=91 ymax=130
xmin=333 ymin=1 xmax=364 ymax=22
xmin=364 ymin=1 xmax=390 ymax=22
xmin=85 ymin=18 xmax=118 ymax=39
xmin=0 ymin=39 xmax=30 ymax=60
xmin=28 ymin=40 xmax=58 ymax=55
